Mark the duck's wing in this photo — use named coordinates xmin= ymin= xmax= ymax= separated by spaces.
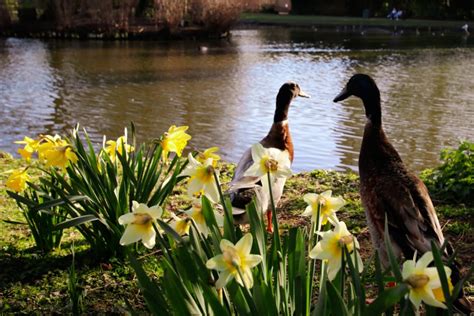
xmin=375 ymin=175 xmax=445 ymax=258
xmin=228 ymin=147 xmax=260 ymax=190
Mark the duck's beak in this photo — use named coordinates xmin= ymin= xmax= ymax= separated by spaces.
xmin=298 ymin=90 xmax=311 ymax=98
xmin=333 ymin=87 xmax=350 ymax=102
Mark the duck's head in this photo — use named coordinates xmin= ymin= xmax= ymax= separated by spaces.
xmin=334 ymin=74 xmax=382 ymax=124
xmin=333 ymin=74 xmax=379 ymax=103
xmin=274 ymin=82 xmax=310 ymax=123
xmin=277 ymin=82 xmax=310 ymax=102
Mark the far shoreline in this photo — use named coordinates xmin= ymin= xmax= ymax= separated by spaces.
xmin=237 ymin=13 xmax=473 ymax=34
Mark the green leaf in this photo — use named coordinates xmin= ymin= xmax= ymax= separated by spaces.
xmin=313 ymin=274 xmax=328 ymax=315
xmin=384 ymin=218 xmax=403 ymax=282
xmin=128 ymin=255 xmax=169 ymax=315
xmin=326 ymin=280 xmax=350 ymax=316
xmin=157 ymin=219 xmax=184 ymax=243
xmin=3 ymin=219 xmax=28 ymax=225
xmin=55 ymin=214 xmax=98 ymax=230
xmin=6 ymin=190 xmax=37 ymax=207
xmin=31 ymin=195 xmax=90 ymax=213
xmin=344 ymin=246 xmax=365 ymax=314
xmin=430 ymin=241 xmax=453 ymax=312
xmin=365 ymin=284 xmax=409 ymax=315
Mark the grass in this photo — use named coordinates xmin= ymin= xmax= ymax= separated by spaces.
xmin=239 ymin=13 xmax=473 ymax=30
xmin=0 ymin=152 xmax=472 ymax=313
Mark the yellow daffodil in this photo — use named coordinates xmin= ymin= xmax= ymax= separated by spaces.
xmin=182 ymin=199 xmax=224 ymax=237
xmin=309 ymin=221 xmax=363 ymax=280
xmin=36 ymin=134 xmax=60 ymax=160
xmin=15 ymin=136 xmax=39 ymax=161
xmin=244 ymin=143 xmax=292 ymax=181
xmin=180 ymin=153 xmax=220 ymax=202
xmin=206 ymin=233 xmax=262 ymax=289
xmin=37 ymin=135 xmax=78 ymax=169
xmin=196 ymin=147 xmax=221 ymax=167
xmin=161 ymin=125 xmax=191 ymax=159
xmin=104 ymin=133 xmax=134 ymax=163
xmin=170 ymin=213 xmax=191 ymax=236
xmin=6 ymin=169 xmax=30 ymax=192
xmin=402 ymin=252 xmax=451 ymax=309
xmin=301 ymin=190 xmax=345 ymax=226
xmin=118 ymin=201 xmax=163 ymax=249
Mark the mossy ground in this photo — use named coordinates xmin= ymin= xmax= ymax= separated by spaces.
xmin=0 ymin=153 xmax=472 ymax=313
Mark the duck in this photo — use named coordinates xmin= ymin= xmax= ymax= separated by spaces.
xmin=333 ymin=74 xmax=472 ymax=314
xmin=228 ymin=82 xmax=310 ymax=233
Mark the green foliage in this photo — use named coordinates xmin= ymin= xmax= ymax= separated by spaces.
xmin=421 ymin=141 xmax=474 ymax=205
xmin=129 ymin=189 xmax=464 ymax=315
xmin=68 ymin=246 xmax=84 ymax=316
xmin=7 ymin=125 xmax=187 ymax=258
xmin=7 ymin=180 xmax=67 ymax=253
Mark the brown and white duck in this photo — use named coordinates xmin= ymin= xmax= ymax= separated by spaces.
xmin=333 ymin=73 xmax=472 ymax=313
xmin=228 ymin=82 xmax=309 ymax=232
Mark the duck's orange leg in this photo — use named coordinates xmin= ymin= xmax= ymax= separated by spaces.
xmin=266 ymin=211 xmax=273 ymax=233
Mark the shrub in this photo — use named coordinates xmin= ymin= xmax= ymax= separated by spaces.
xmin=421 ymin=141 xmax=474 ymax=205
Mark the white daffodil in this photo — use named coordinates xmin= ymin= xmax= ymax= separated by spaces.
xmin=402 ymin=252 xmax=451 ymax=309
xmin=118 ymin=201 xmax=162 ymax=249
xmin=244 ymin=143 xmax=292 ymax=180
xmin=309 ymin=221 xmax=363 ymax=280
xmin=182 ymin=199 xmax=224 ymax=237
xmin=180 ymin=153 xmax=220 ymax=202
xmin=169 ymin=213 xmax=191 ymax=236
xmin=206 ymin=233 xmax=262 ymax=289
xmin=301 ymin=190 xmax=345 ymax=226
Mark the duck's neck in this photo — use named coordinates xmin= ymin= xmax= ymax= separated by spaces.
xmin=273 ymin=95 xmax=292 ymax=123
xmin=362 ymin=94 xmax=382 ymax=128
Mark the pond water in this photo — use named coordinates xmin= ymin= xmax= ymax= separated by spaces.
xmin=0 ymin=28 xmax=473 ymax=172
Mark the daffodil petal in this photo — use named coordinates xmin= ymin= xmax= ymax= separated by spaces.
xmin=147 ymin=205 xmax=163 ymax=218
xmin=245 ymin=254 xmax=262 ymax=268
xmin=204 ymin=182 xmax=219 ymax=203
xmin=206 ymin=254 xmax=226 ymax=270
xmin=250 ymin=143 xmax=265 ymax=162
xmin=327 ymin=258 xmax=342 ymax=281
xmin=132 ymin=201 xmax=140 ymax=211
xmin=118 ymin=213 xmax=135 ymax=225
xmin=416 ymin=252 xmax=434 ymax=270
xmin=301 ymin=205 xmax=313 ymax=217
xmin=235 ymin=233 xmax=253 ymax=255
xmin=119 ymin=225 xmax=143 ymax=246
xmin=409 ymin=290 xmax=423 ymax=310
xmin=244 ymin=163 xmax=262 ymax=178
xmin=141 ymin=228 xmax=156 ymax=249
xmin=402 ymin=260 xmax=416 ymax=280
xmin=321 ymin=190 xmax=332 ymax=198
xmin=220 ymin=239 xmax=235 ymax=252
xmin=303 ymin=193 xmax=318 ymax=205
xmin=216 ymin=270 xmax=233 ymax=289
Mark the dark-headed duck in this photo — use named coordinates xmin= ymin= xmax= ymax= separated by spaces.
xmin=333 ymin=73 xmax=472 ymax=314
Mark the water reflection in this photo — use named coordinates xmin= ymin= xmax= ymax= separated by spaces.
xmin=0 ymin=29 xmax=473 ymax=173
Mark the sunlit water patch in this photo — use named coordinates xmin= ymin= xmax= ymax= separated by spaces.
xmin=0 ymin=28 xmax=473 ymax=172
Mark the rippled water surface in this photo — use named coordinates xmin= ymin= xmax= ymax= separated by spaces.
xmin=1 ymin=28 xmax=473 ymax=172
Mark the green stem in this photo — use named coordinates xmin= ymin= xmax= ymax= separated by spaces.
xmin=214 ymin=170 xmax=235 ymax=241
xmin=213 ymin=170 xmax=225 ymax=207
xmin=306 ymin=203 xmax=321 ymax=315
xmin=267 ymin=172 xmax=280 ymax=250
